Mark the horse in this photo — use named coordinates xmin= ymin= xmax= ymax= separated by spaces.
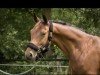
xmin=25 ymin=13 xmax=100 ymax=75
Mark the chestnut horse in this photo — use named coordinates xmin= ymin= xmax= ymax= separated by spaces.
xmin=25 ymin=14 xmax=100 ymax=75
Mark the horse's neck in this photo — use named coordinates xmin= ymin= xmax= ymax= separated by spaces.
xmin=52 ymin=23 xmax=88 ymax=57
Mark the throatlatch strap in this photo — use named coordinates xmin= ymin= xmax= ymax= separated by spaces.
xmin=49 ymin=20 xmax=53 ymax=32
xmin=48 ymin=20 xmax=53 ymax=41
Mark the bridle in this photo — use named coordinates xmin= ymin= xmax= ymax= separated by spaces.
xmin=27 ymin=20 xmax=53 ymax=60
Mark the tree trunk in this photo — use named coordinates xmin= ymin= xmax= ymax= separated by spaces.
xmin=42 ymin=8 xmax=51 ymax=20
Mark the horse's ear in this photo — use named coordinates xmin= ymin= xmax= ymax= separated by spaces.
xmin=33 ymin=13 xmax=39 ymax=22
xmin=42 ymin=14 xmax=48 ymax=24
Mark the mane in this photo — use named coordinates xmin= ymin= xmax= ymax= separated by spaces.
xmin=51 ymin=20 xmax=88 ymax=36
xmin=51 ymin=20 xmax=85 ymax=32
xmin=52 ymin=20 xmax=67 ymax=25
xmin=51 ymin=20 xmax=76 ymax=26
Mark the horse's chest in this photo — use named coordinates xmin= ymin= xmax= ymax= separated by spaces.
xmin=70 ymin=49 xmax=100 ymax=74
xmin=70 ymin=49 xmax=88 ymax=73
xmin=69 ymin=60 xmax=86 ymax=74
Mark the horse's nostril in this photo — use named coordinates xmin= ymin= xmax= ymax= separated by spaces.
xmin=25 ymin=55 xmax=30 ymax=60
xmin=29 ymin=53 xmax=32 ymax=57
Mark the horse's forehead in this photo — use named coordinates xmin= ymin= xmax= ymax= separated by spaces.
xmin=34 ymin=22 xmax=42 ymax=28
xmin=31 ymin=22 xmax=46 ymax=33
xmin=33 ymin=22 xmax=42 ymax=29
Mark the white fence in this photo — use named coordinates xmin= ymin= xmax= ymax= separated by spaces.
xmin=0 ymin=60 xmax=69 ymax=75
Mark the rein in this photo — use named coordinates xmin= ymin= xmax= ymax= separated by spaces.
xmin=27 ymin=20 xmax=53 ymax=59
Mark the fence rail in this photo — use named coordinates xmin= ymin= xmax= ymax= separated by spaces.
xmin=0 ymin=59 xmax=69 ymax=75
xmin=1 ymin=59 xmax=68 ymax=63
xmin=0 ymin=64 xmax=68 ymax=68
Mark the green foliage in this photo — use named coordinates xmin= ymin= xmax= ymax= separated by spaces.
xmin=0 ymin=8 xmax=33 ymax=61
xmin=52 ymin=8 xmax=100 ymax=35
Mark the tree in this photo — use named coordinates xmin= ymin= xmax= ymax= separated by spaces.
xmin=42 ymin=8 xmax=51 ymax=20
